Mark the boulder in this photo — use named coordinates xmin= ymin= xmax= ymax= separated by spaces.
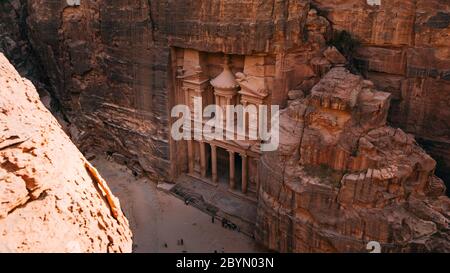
xmin=0 ymin=53 xmax=132 ymax=253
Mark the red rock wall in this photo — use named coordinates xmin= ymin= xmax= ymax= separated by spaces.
xmin=14 ymin=1 xmax=448 ymax=185
xmin=256 ymin=68 xmax=450 ymax=252
xmin=14 ymin=0 xmax=324 ymax=181
xmin=0 ymin=53 xmax=132 ymax=252
xmin=0 ymin=0 xmax=53 ymax=100
xmin=311 ymin=0 xmax=450 ymax=188
xmin=1 ymin=0 xmax=448 ymax=252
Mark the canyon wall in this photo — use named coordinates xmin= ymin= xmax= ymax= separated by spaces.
xmin=15 ymin=0 xmax=319 ymax=181
xmin=0 ymin=0 xmax=449 ymax=252
xmin=4 ymin=0 xmax=445 ymax=186
xmin=311 ymin=0 xmax=450 ymax=189
xmin=0 ymin=53 xmax=132 ymax=252
xmin=4 ymin=0 xmax=447 ymax=186
xmin=0 ymin=0 xmax=44 ymax=89
xmin=256 ymin=67 xmax=449 ymax=252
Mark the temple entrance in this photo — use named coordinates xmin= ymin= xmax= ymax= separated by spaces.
xmin=213 ymin=146 xmax=242 ymax=192
xmin=184 ymin=140 xmax=258 ymax=200
xmin=166 ymin=47 xmax=276 ymax=241
xmin=169 ymin=47 xmax=269 ymax=203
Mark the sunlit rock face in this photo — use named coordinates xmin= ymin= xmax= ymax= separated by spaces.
xmin=11 ymin=0 xmax=447 ymax=186
xmin=0 ymin=53 xmax=132 ymax=253
xmin=16 ymin=0 xmax=317 ymax=182
xmin=311 ymin=0 xmax=450 ymax=191
xmin=256 ymin=67 xmax=450 ymax=253
xmin=0 ymin=0 xmax=449 ymax=253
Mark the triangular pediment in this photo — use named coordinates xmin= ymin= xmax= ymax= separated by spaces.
xmin=182 ymin=71 xmax=210 ymax=85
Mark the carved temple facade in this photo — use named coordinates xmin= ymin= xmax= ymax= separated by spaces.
xmin=170 ymin=48 xmax=275 ymax=201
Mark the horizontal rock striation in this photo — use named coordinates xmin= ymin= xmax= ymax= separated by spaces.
xmin=0 ymin=0 xmax=54 ymax=104
xmin=0 ymin=0 xmax=448 ymax=253
xmin=311 ymin=0 xmax=450 ymax=190
xmin=15 ymin=0 xmax=448 ymax=186
xmin=14 ymin=0 xmax=330 ymax=181
xmin=0 ymin=53 xmax=132 ymax=253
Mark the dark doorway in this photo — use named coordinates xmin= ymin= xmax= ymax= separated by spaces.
xmin=234 ymin=153 xmax=242 ymax=191
xmin=216 ymin=147 xmax=229 ymax=185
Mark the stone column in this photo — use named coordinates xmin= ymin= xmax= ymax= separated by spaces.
xmin=229 ymin=151 xmax=235 ymax=190
xmin=241 ymin=155 xmax=248 ymax=194
xmin=211 ymin=144 xmax=218 ymax=183
xmin=215 ymin=95 xmax=220 ymax=106
xmin=187 ymin=140 xmax=194 ymax=174
xmin=225 ymin=97 xmax=232 ymax=126
xmin=200 ymin=142 xmax=206 ymax=177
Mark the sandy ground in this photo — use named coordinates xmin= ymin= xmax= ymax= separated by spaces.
xmin=91 ymin=156 xmax=263 ymax=253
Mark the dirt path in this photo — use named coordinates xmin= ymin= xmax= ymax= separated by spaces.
xmin=91 ymin=156 xmax=263 ymax=253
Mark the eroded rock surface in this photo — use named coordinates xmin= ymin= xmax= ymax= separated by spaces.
xmin=311 ymin=0 xmax=450 ymax=189
xmin=0 ymin=1 xmax=448 ymax=253
xmin=256 ymin=67 xmax=450 ymax=252
xmin=8 ymin=0 xmax=446 ymax=185
xmin=6 ymin=0 xmax=327 ymax=181
xmin=0 ymin=53 xmax=132 ymax=253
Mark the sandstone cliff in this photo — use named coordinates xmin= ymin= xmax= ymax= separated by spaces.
xmin=256 ymin=67 xmax=450 ymax=252
xmin=0 ymin=53 xmax=132 ymax=253
xmin=2 ymin=0 xmax=325 ymax=181
xmin=5 ymin=0 xmax=445 ymax=187
xmin=0 ymin=0 xmax=449 ymax=253
xmin=311 ymin=0 xmax=450 ymax=190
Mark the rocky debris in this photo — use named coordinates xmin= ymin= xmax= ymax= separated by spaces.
xmin=311 ymin=0 xmax=450 ymax=188
xmin=0 ymin=53 xmax=132 ymax=253
xmin=256 ymin=67 xmax=450 ymax=252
